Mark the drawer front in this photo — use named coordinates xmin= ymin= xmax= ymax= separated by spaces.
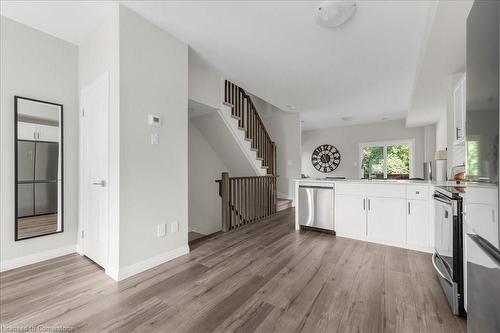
xmin=407 ymin=185 xmax=429 ymax=200
xmin=336 ymin=183 xmax=406 ymax=198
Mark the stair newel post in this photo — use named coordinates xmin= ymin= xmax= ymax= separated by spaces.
xmin=271 ymin=142 xmax=276 ymax=176
xmin=269 ymin=138 xmax=272 ymax=173
xmin=221 ymin=172 xmax=230 ymax=232
xmin=273 ymin=176 xmax=277 ymax=213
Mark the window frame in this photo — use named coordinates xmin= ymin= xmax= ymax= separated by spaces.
xmin=358 ymin=139 xmax=415 ymax=179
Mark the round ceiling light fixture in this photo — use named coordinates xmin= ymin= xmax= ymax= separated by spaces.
xmin=316 ymin=1 xmax=357 ymax=29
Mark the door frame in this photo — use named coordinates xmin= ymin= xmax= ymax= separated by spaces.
xmin=78 ymin=72 xmax=110 ymax=269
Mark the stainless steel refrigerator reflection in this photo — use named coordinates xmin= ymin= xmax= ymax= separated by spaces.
xmin=463 ymin=187 xmax=500 ymax=333
xmin=465 ymin=1 xmax=500 ymax=332
xmin=17 ymin=141 xmax=59 ymax=217
xmin=34 ymin=142 xmax=58 ymax=214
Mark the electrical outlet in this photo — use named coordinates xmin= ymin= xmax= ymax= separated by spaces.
xmin=157 ymin=224 xmax=166 ymax=237
xmin=170 ymin=220 xmax=179 ymax=233
xmin=151 ymin=133 xmax=159 ymax=145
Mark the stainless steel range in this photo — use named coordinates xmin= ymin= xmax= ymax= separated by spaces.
xmin=433 ymin=186 xmax=465 ymax=317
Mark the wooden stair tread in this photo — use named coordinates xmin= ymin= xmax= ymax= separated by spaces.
xmin=277 ymin=198 xmax=293 ymax=212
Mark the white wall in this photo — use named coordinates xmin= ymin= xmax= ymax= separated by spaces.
xmin=188 ymin=49 xmax=221 ymax=110
xmin=0 ymin=17 xmax=79 ymax=267
xmin=78 ymin=5 xmax=120 ymax=276
xmin=302 ymin=120 xmax=426 ymax=179
xmin=435 ymin=114 xmax=447 ymax=151
xmin=424 ymin=124 xmax=436 ymax=162
xmin=424 ymin=124 xmax=437 ymax=177
xmin=188 ymin=120 xmax=227 ymax=235
xmin=251 ymin=95 xmax=301 ymax=201
xmin=118 ymin=6 xmax=188 ymax=269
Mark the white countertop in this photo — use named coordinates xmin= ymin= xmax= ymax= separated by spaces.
xmin=293 ymin=178 xmax=466 ymax=186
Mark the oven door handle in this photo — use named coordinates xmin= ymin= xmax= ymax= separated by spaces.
xmin=433 ymin=195 xmax=452 ymax=205
xmin=432 ymin=253 xmax=453 ymax=285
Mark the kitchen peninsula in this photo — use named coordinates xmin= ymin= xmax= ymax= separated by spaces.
xmin=294 ymin=178 xmax=436 ymax=252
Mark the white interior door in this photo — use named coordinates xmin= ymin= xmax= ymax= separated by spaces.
xmin=80 ymin=73 xmax=109 ymax=269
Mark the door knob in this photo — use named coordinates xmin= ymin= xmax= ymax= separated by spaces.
xmin=92 ymin=180 xmax=106 ymax=187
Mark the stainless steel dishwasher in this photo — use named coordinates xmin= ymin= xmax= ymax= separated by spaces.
xmin=298 ymin=185 xmax=334 ymax=231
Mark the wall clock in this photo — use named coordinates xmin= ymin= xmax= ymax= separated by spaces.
xmin=311 ymin=144 xmax=341 ymax=173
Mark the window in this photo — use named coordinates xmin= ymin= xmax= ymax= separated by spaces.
xmin=466 ymin=139 xmax=480 ymax=176
xmin=359 ymin=140 xmax=414 ymax=179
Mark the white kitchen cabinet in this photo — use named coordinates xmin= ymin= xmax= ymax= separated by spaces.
xmin=17 ymin=122 xmax=59 ymax=142
xmin=453 ymin=73 xmax=466 ymax=145
xmin=406 ymin=199 xmax=429 ymax=248
xmin=17 ymin=122 xmax=38 ymax=140
xmin=336 ymin=194 xmax=367 ymax=239
xmin=38 ymin=124 xmax=59 ymax=142
xmin=367 ymin=197 xmax=406 ymax=245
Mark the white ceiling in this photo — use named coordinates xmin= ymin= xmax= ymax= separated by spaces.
xmin=0 ymin=1 xmax=115 ymax=45
xmin=123 ymin=1 xmax=433 ymax=130
xmin=406 ymin=0 xmax=473 ymax=127
xmin=2 ymin=1 xmax=438 ymax=130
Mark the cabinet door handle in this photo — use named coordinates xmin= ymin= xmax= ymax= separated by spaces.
xmin=408 ymin=202 xmax=411 ymax=215
xmin=368 ymin=199 xmax=371 ymax=211
xmin=363 ymin=198 xmax=366 ymax=211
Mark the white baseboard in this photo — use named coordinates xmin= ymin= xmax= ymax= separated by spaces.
xmin=76 ymin=244 xmax=83 ymax=255
xmin=0 ymin=245 xmax=77 ymax=272
xmin=114 ymin=245 xmax=190 ymax=281
xmin=105 ymin=266 xmax=119 ymax=281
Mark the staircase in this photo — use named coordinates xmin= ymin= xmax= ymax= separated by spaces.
xmin=190 ymin=80 xmax=276 ymax=177
xmin=223 ymin=80 xmax=277 ymax=176
xmin=213 ymin=80 xmax=279 ymax=231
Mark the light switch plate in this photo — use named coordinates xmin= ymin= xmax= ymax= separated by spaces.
xmin=170 ymin=221 xmax=179 ymax=233
xmin=157 ymin=224 xmax=166 ymax=237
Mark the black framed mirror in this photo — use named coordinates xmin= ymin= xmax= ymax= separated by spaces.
xmin=15 ymin=96 xmax=63 ymax=241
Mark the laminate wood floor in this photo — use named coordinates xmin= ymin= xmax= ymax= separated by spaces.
xmin=1 ymin=208 xmax=466 ymax=333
